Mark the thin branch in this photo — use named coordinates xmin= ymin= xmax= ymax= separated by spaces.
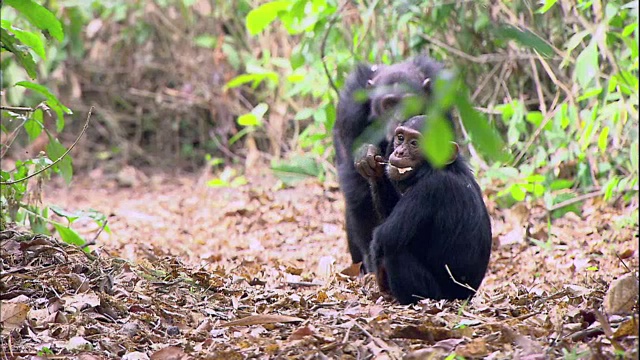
xmin=445 ymin=264 xmax=477 ymax=293
xmin=321 ymin=2 xmax=348 ymax=97
xmin=511 ymin=112 xmax=553 ymax=167
xmin=547 ymin=190 xmax=603 ymax=211
xmin=1 ymin=106 xmax=34 ymax=113
xmin=1 ymin=107 xmax=93 ymax=185
xmin=547 ymin=187 xmax=638 ymax=212
xmin=424 ymin=36 xmax=558 ymax=64
xmin=0 ymin=117 xmax=28 ymax=158
xmin=208 ymin=130 xmax=244 ymax=161
xmin=353 ymin=321 xmax=390 ymax=350
xmin=529 ymin=57 xmax=547 ymax=115
xmin=82 ymin=219 xmax=109 ymax=249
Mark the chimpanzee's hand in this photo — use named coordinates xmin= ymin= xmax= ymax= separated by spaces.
xmin=355 ymin=144 xmax=385 ymax=181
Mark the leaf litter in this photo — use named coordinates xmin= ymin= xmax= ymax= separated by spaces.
xmin=1 ymin=170 xmax=638 ymax=359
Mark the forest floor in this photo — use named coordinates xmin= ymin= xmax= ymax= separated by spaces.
xmin=2 ymin=166 xmax=638 ymax=359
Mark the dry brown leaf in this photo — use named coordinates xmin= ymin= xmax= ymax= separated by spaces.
xmin=613 ymin=317 xmax=639 ymax=339
xmin=604 ymin=273 xmax=639 ymax=315
xmin=618 ymin=249 xmax=635 ymax=259
xmin=316 ymin=290 xmax=329 ymax=302
xmin=77 ymin=354 xmax=106 ymax=360
xmin=455 ymin=338 xmax=489 ymax=358
xmin=340 ymin=262 xmax=362 ymax=277
xmin=288 ymin=325 xmax=315 ymax=340
xmin=390 ymin=325 xmax=461 ymax=342
xmin=286 ymin=265 xmax=303 ymax=275
xmin=405 ymin=348 xmax=446 ymax=359
xmin=220 ymin=314 xmax=304 ymax=327
xmin=150 ymin=346 xmax=186 ymax=360
xmin=65 ymin=336 xmax=93 ymax=351
xmin=62 ymin=291 xmax=101 ymax=311
xmin=499 ymin=227 xmax=525 ymax=246
xmin=122 ymin=351 xmax=151 ymax=360
xmin=501 ymin=325 xmax=543 ymax=355
xmin=432 ymin=338 xmax=465 ymax=352
xmin=0 ymin=302 xmax=30 ymax=334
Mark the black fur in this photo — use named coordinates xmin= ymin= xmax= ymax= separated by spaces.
xmin=333 ymin=55 xmax=445 ymax=270
xmin=369 ymin=117 xmax=492 ymax=304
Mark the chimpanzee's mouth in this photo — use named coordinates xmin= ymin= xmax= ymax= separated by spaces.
xmin=389 ymin=164 xmax=413 ymax=174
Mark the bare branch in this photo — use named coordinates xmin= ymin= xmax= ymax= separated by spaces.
xmin=1 ymin=107 xmax=94 ymax=185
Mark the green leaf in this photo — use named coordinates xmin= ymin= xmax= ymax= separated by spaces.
xmin=24 ymin=109 xmax=44 ymax=142
xmin=225 ymin=72 xmax=278 ymax=89
xmin=494 ymin=25 xmax=554 ymax=58
xmin=50 ymin=205 xmax=82 ymax=223
xmin=15 ymin=81 xmax=72 ymax=115
xmin=525 ymin=111 xmax=544 ymax=127
xmin=207 ymin=178 xmax=230 ymax=188
xmin=577 ymin=87 xmax=603 ymax=101
xmin=4 ymin=0 xmax=64 ymax=41
xmin=45 ymin=136 xmax=73 ymax=184
xmin=238 ymin=103 xmax=268 ymax=126
xmin=237 ymin=113 xmax=259 ymax=127
xmin=510 ymin=184 xmax=526 ymax=201
xmin=290 ymin=51 xmax=305 ymax=69
xmin=565 ymin=30 xmax=590 ymax=53
xmin=0 ymin=28 xmax=38 ymax=79
xmin=16 ymin=81 xmax=72 ymax=131
xmin=225 ymin=74 xmax=260 ymax=88
xmin=294 ymin=108 xmax=315 ymax=121
xmin=550 ymin=179 xmax=574 ymax=190
xmin=246 ymin=0 xmax=291 ymax=36
xmin=271 ymin=154 xmax=321 ymax=186
xmin=421 ymin=116 xmax=455 ymax=169
xmin=597 ymin=126 xmax=609 ymax=153
xmin=7 ymin=25 xmax=46 ymax=60
xmin=574 ymin=42 xmax=599 ymax=89
xmin=537 ymin=0 xmax=558 ymax=13
xmin=622 ymin=23 xmax=637 ymax=37
xmin=53 ymin=224 xmax=87 ymax=248
xmin=457 ymin=94 xmax=511 ymax=163
xmin=603 ymin=177 xmax=620 ymax=201
xmin=428 ymin=71 xmax=510 ymax=163
xmin=194 ymin=35 xmax=217 ymax=48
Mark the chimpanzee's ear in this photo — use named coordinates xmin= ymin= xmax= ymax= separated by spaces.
xmin=446 ymin=142 xmax=459 ymax=165
xmin=367 ymin=65 xmax=379 ymax=88
xmin=422 ymin=78 xmax=432 ymax=93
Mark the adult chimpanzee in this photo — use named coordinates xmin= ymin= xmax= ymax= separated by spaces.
xmin=333 ymin=55 xmax=445 ymax=271
xmin=360 ymin=115 xmax=492 ymax=304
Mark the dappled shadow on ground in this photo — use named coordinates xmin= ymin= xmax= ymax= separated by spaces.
xmin=2 ymin=168 xmax=638 ymax=358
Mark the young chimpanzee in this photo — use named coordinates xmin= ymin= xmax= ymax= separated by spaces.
xmin=361 ymin=115 xmax=492 ymax=304
xmin=333 ymin=55 xmax=445 ymax=271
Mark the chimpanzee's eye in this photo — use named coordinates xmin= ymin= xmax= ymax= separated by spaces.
xmin=410 ymin=139 xmax=419 ymax=147
xmin=397 ymin=134 xmax=404 ymax=142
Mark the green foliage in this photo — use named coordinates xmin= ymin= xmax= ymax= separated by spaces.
xmin=0 ymin=1 xmax=104 ymax=249
xmin=207 ymin=167 xmax=248 ymax=188
xmin=4 ymin=0 xmax=64 ymax=41
xmin=272 ymin=154 xmax=323 ymax=186
xmin=237 ymin=0 xmax=508 ymax=181
xmin=15 ymin=81 xmax=72 ymax=131
xmin=493 ymin=25 xmax=554 ymax=57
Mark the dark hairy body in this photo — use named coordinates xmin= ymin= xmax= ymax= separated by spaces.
xmin=364 ymin=116 xmax=492 ymax=304
xmin=333 ymin=55 xmax=445 ymax=271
